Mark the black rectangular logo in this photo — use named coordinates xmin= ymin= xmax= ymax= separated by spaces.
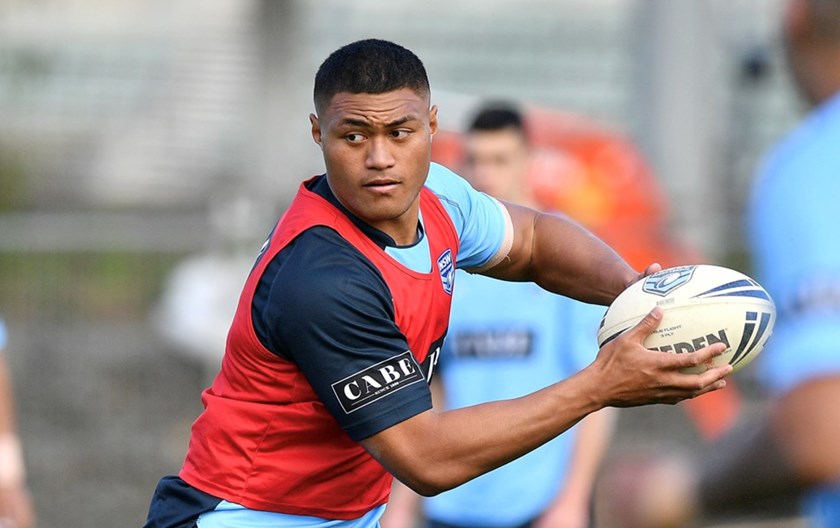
xmin=331 ymin=351 xmax=425 ymax=414
xmin=453 ymin=329 xmax=533 ymax=359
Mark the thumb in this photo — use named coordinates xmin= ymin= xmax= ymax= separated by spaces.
xmin=625 ymin=307 xmax=663 ymax=343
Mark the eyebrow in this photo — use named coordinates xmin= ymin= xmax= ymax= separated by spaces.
xmin=338 ymin=115 xmax=418 ymax=129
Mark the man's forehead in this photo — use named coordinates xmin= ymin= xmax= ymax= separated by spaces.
xmin=321 ymin=89 xmax=430 ymax=118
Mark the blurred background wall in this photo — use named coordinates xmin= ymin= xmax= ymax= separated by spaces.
xmin=0 ymin=0 xmax=803 ymax=526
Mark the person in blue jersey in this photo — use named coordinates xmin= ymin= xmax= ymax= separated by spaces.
xmin=597 ymin=1 xmax=840 ymax=527
xmin=382 ymin=105 xmax=615 ymax=528
xmin=0 ymin=318 xmax=34 ymax=528
xmin=144 ymin=39 xmax=732 ymax=528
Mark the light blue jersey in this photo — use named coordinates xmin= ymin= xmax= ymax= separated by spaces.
xmin=197 ymin=503 xmax=386 ymax=528
xmin=385 ymin=162 xmax=510 ymax=273
xmin=423 ymin=270 xmax=604 ymax=527
xmin=748 ymin=90 xmax=840 ymax=527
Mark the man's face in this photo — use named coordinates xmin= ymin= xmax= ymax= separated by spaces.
xmin=310 ymin=88 xmax=437 ymax=244
xmin=464 ymin=128 xmax=529 ymax=202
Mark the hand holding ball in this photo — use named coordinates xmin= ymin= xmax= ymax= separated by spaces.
xmin=598 ymin=265 xmax=775 ymax=374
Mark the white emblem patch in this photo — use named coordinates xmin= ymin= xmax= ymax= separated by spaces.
xmin=437 ymin=249 xmax=454 ymax=294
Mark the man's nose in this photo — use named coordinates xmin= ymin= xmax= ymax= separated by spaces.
xmin=366 ymin=137 xmax=396 ymax=169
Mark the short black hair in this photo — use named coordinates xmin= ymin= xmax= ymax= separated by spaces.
xmin=468 ymin=103 xmax=525 ymax=134
xmin=313 ymin=39 xmax=430 ymax=113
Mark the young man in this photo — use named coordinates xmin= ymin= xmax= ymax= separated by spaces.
xmin=144 ymin=39 xmax=730 ymax=528
xmin=382 ymin=104 xmax=613 ymax=528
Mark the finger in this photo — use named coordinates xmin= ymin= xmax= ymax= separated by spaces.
xmin=651 ymin=356 xmax=731 ymax=399
xmin=694 ymin=362 xmax=733 ymax=385
xmin=653 ymin=375 xmax=729 ymax=405
xmin=666 ymin=364 xmax=731 ymax=399
xmin=623 ymin=307 xmax=663 ymax=342
xmin=668 ymin=342 xmax=728 ymax=370
xmin=625 ymin=263 xmax=662 ymax=288
xmin=643 ymin=262 xmax=662 ymax=277
xmin=688 ymin=377 xmax=729 ymax=399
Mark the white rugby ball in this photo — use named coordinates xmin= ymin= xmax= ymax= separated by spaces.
xmin=597 ymin=265 xmax=776 ymax=374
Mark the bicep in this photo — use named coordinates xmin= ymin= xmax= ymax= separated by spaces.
xmin=480 ymin=202 xmax=636 ymax=304
xmin=476 ymin=201 xmax=536 ymax=281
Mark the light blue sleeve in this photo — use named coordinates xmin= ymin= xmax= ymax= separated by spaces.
xmin=424 ymin=163 xmax=510 ymax=271
xmin=564 ymin=300 xmax=607 ymax=373
xmin=0 ymin=318 xmax=6 ymax=350
xmin=748 ymin=103 xmax=840 ymax=394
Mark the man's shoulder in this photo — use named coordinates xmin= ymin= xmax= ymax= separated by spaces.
xmin=423 ymin=163 xmax=510 ymax=272
xmin=423 ymin=162 xmax=479 ymax=214
xmin=276 ymin=226 xmax=386 ymax=293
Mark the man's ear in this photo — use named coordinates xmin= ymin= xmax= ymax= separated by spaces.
xmin=429 ymin=105 xmax=438 ymax=136
xmin=310 ymin=113 xmax=322 ymax=147
xmin=429 ymin=105 xmax=439 ymax=137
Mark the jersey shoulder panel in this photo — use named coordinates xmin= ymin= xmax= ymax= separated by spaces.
xmin=253 ymin=225 xmax=397 ymax=358
xmin=424 ymin=162 xmax=511 ymax=270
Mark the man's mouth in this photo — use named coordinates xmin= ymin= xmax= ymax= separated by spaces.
xmin=364 ymin=179 xmax=401 ymax=190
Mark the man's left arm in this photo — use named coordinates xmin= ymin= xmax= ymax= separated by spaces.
xmin=481 ymin=202 xmax=657 ymax=305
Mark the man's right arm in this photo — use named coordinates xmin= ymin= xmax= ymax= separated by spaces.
xmin=361 ymin=308 xmax=730 ymax=497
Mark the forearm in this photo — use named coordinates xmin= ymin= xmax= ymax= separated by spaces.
xmin=486 ymin=203 xmax=638 ymax=305
xmin=364 ymin=310 xmax=730 ymax=498
xmin=532 ymin=212 xmax=636 ymax=305
xmin=363 ymin=370 xmax=603 ymax=496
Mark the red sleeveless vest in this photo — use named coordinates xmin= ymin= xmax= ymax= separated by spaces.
xmin=180 ymin=178 xmax=459 ymax=519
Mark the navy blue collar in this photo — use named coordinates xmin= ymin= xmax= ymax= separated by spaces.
xmin=307 ymin=175 xmax=398 ymax=249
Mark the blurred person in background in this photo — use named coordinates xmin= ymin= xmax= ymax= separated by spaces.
xmin=382 ymin=104 xmax=615 ymax=528
xmin=597 ymin=0 xmax=840 ymax=526
xmin=0 ymin=318 xmax=34 ymax=528
xmin=143 ymin=38 xmax=733 ymax=528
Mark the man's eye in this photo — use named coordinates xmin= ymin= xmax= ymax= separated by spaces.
xmin=346 ymin=133 xmax=365 ymax=143
xmin=391 ymin=130 xmax=410 ymax=139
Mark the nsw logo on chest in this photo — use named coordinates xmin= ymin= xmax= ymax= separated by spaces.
xmin=437 ymin=249 xmax=454 ymax=295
